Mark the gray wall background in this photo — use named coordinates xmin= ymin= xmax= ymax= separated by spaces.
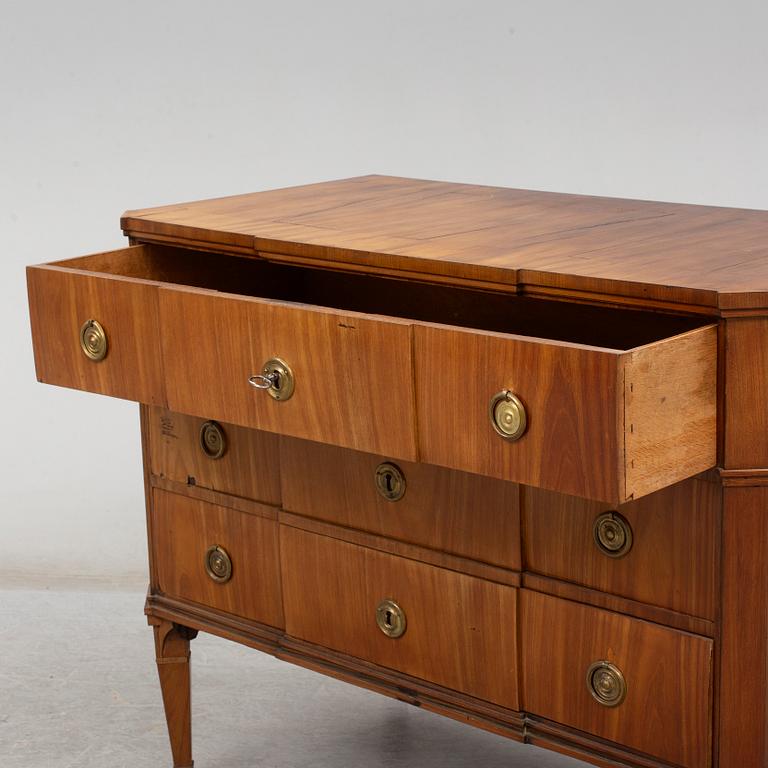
xmin=2 ymin=0 xmax=767 ymax=584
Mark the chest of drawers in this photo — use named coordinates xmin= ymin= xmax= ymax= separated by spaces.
xmin=26 ymin=175 xmax=768 ymax=767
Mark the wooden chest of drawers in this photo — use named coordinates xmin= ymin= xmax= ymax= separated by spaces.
xmin=26 ymin=175 xmax=768 ymax=767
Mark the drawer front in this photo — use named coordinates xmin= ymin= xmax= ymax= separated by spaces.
xmin=151 ymin=488 xmax=284 ymax=628
xmin=280 ymin=438 xmax=521 ymax=570
xmin=280 ymin=525 xmax=519 ymax=709
xmin=521 ymin=590 xmax=712 ymax=768
xmin=415 ymin=323 xmax=717 ymax=503
xmin=523 ymin=477 xmax=720 ymax=620
xmin=147 ymin=408 xmax=281 ymax=505
xmin=27 ymin=253 xmax=165 ymax=404
xmin=159 ymin=287 xmax=417 ymax=460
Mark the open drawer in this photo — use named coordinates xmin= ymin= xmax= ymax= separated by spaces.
xmin=27 ymin=243 xmax=717 ymax=501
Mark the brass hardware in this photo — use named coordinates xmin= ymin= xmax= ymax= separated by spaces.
xmin=489 ymin=390 xmax=527 ymax=441
xmin=79 ymin=319 xmax=108 ymax=362
xmin=374 ymin=462 xmax=406 ymax=502
xmin=248 ymin=357 xmax=295 ymax=401
xmin=204 ymin=545 xmax=233 ymax=583
xmin=587 ymin=661 xmax=627 ymax=707
xmin=375 ymin=598 xmax=407 ymax=638
xmin=593 ymin=512 xmax=633 ymax=558
xmin=199 ymin=420 xmax=227 ymax=460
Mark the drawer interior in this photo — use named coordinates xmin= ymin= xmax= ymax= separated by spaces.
xmin=57 ymin=244 xmax=711 ymax=350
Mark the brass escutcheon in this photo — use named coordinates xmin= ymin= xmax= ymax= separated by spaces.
xmin=79 ymin=319 xmax=108 ymax=362
xmin=375 ymin=598 xmax=407 ymax=639
xmin=252 ymin=357 xmax=295 ymax=401
xmin=199 ymin=420 xmax=227 ymax=460
xmin=593 ymin=511 xmax=633 ymax=558
xmin=587 ymin=660 xmax=627 ymax=707
xmin=204 ymin=545 xmax=233 ymax=583
xmin=374 ymin=462 xmax=406 ymax=502
xmin=489 ymin=390 xmax=527 ymax=441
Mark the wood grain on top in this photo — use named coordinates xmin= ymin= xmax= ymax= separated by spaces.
xmin=122 ymin=175 xmax=768 ymax=311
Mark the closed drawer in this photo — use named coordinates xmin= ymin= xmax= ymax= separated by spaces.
xmin=151 ymin=488 xmax=284 ymax=628
xmin=280 ymin=525 xmax=519 ymax=709
xmin=280 ymin=437 xmax=520 ymax=570
xmin=147 ymin=407 xmax=281 ymax=505
xmin=521 ymin=590 xmax=712 ymax=768
xmin=523 ymin=476 xmax=720 ymax=619
xmin=28 ymin=243 xmax=716 ymax=501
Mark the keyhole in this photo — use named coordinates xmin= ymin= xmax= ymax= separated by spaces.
xmin=385 ymin=472 xmax=394 ymax=494
xmin=385 ymin=609 xmax=394 ymax=627
xmin=271 ymin=372 xmax=281 ymax=391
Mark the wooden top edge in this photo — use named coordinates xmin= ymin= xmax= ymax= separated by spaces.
xmin=120 ymin=175 xmax=768 ymax=313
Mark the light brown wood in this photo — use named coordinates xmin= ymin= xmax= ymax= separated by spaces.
xmin=26 ymin=254 xmax=166 ymax=405
xmin=415 ymin=322 xmax=716 ymax=503
xmin=122 ymin=175 xmax=768 ymax=310
xmin=623 ymin=327 xmax=718 ymax=499
xmin=147 ymin=407 xmax=281 ymax=505
xmin=158 ymin=286 xmax=418 ymax=460
xmin=279 ymin=437 xmax=520 ymax=569
xmin=521 ymin=590 xmax=713 ymax=768
xmin=279 ymin=524 xmax=519 ymax=709
xmin=151 ymin=488 xmax=284 ymax=628
xmin=149 ymin=617 xmax=196 ymax=768
xmin=522 ymin=476 xmax=720 ymax=619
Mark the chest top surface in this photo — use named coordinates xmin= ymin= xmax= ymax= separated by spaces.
xmin=122 ymin=175 xmax=768 ymax=312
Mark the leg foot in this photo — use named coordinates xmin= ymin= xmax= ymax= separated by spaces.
xmin=150 ymin=618 xmax=198 ymax=768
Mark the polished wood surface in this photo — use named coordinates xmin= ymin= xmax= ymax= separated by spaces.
xmin=147 ymin=407 xmax=281 ymax=506
xmin=158 ymin=286 xmax=418 ymax=460
xmin=521 ymin=591 xmax=713 ymax=768
xmin=122 ymin=175 xmax=768 ymax=310
xmin=151 ymin=488 xmax=284 ymax=628
xmin=523 ymin=476 xmax=720 ymax=619
xmin=723 ymin=317 xmax=768 ymax=467
xmin=29 ymin=177 xmax=768 ymax=768
xmin=280 ymin=524 xmax=519 ymax=710
xmin=27 ymin=256 xmax=166 ymax=405
xmin=150 ymin=618 xmax=196 ymax=768
xmin=415 ymin=322 xmax=716 ymax=502
xmin=279 ymin=437 xmax=520 ymax=569
xmin=718 ymin=486 xmax=768 ymax=767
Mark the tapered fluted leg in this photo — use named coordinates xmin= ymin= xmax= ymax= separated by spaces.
xmin=150 ymin=618 xmax=198 ymax=768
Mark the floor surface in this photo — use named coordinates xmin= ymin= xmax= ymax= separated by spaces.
xmin=0 ymin=589 xmax=585 ymax=767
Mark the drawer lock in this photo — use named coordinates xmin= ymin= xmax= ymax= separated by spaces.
xmin=248 ymin=357 xmax=295 ymax=401
xmin=489 ymin=390 xmax=527 ymax=441
xmin=374 ymin=462 xmax=406 ymax=502
xmin=199 ymin=420 xmax=227 ymax=460
xmin=375 ymin=598 xmax=407 ymax=638
xmin=587 ymin=660 xmax=627 ymax=707
xmin=593 ymin=512 xmax=633 ymax=558
xmin=79 ymin=319 xmax=108 ymax=362
xmin=204 ymin=545 xmax=233 ymax=584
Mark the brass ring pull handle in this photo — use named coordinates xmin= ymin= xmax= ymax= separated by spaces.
xmin=489 ymin=390 xmax=527 ymax=441
xmin=593 ymin=512 xmax=633 ymax=558
xmin=204 ymin=545 xmax=233 ymax=583
xmin=79 ymin=319 xmax=108 ymax=362
xmin=587 ymin=661 xmax=627 ymax=707
xmin=248 ymin=357 xmax=295 ymax=401
xmin=375 ymin=598 xmax=407 ymax=638
xmin=199 ymin=420 xmax=227 ymax=460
